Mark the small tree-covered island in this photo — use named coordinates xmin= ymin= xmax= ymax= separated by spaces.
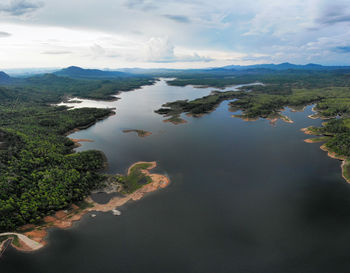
xmin=1 ymin=64 xmax=350 ymax=262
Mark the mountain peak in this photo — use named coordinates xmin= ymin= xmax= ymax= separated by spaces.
xmin=0 ymin=71 xmax=10 ymax=82
xmin=54 ymin=66 xmax=129 ymax=79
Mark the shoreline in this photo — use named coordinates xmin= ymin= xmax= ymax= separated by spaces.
xmin=163 ymin=117 xmax=187 ymax=125
xmin=64 ymin=111 xmax=116 ymax=136
xmin=0 ymin=161 xmax=170 ymax=254
xmin=301 ymin=128 xmax=350 ymax=183
xmin=70 ymin=138 xmax=94 ymax=148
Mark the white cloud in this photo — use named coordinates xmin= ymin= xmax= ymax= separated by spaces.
xmin=1 ymin=0 xmax=350 ymax=68
xmin=145 ymin=37 xmax=174 ymax=62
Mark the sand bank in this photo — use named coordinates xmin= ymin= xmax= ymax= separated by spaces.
xmin=163 ymin=117 xmax=187 ymax=125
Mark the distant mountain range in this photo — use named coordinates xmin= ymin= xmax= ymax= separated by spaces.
xmin=54 ymin=66 xmax=130 ymax=79
xmin=2 ymin=63 xmax=350 ymax=81
xmin=118 ymin=63 xmax=350 ymax=74
xmin=214 ymin=62 xmax=350 ymax=71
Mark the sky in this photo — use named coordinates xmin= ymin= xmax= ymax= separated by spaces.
xmin=0 ymin=0 xmax=350 ymax=69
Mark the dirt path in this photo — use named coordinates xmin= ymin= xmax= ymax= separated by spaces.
xmin=0 ymin=233 xmax=44 ymax=251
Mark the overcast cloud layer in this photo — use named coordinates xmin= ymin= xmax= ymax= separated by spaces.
xmin=0 ymin=0 xmax=350 ymax=68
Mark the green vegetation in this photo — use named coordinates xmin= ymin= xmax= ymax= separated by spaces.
xmin=164 ymin=115 xmax=187 ymax=124
xmin=122 ymin=129 xmax=151 ymax=137
xmin=2 ymin=74 xmax=154 ymax=102
xmin=306 ymin=118 xmax=350 ymax=157
xmin=155 ymin=90 xmax=245 ymax=120
xmin=165 ymin=69 xmax=350 ymax=89
xmin=0 ymin=235 xmax=11 ymax=244
xmin=305 ymin=136 xmax=330 ymax=143
xmin=0 ymin=73 xmax=154 ymax=232
xmin=304 ymin=118 xmax=350 ymax=182
xmin=11 ymin=235 xmax=20 ymax=247
xmin=157 ymin=74 xmax=350 ymax=122
xmin=114 ymin=163 xmax=153 ymax=193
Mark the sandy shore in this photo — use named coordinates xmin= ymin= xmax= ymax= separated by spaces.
xmin=320 ymin=145 xmax=350 ymax=183
xmin=304 ymin=138 xmax=316 ymax=143
xmin=0 ymin=161 xmax=169 ymax=254
xmin=300 ymin=127 xmax=320 ymax=135
xmin=341 ymin=161 xmax=350 ymax=183
xmin=290 ymin=106 xmax=307 ymax=112
xmin=268 ymin=118 xmax=278 ymax=126
xmin=319 ymin=144 xmax=347 ymax=161
xmin=69 ymin=138 xmax=94 ymax=148
xmin=279 ymin=114 xmax=294 ymax=123
xmin=70 ymin=138 xmax=94 ymax=143
xmin=232 ymin=112 xmax=293 ymax=124
xmin=231 ymin=114 xmax=259 ymax=122
xmin=163 ymin=117 xmax=187 ymax=125
xmin=303 ymin=138 xmax=328 ymax=143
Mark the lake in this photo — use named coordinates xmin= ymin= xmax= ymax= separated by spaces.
xmin=2 ymin=79 xmax=350 ymax=273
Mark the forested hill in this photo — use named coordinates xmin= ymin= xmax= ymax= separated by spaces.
xmin=0 ymin=74 xmax=155 ymax=232
xmin=54 ymin=66 xmax=131 ymax=79
xmin=0 ymin=72 xmax=155 ymax=101
xmin=0 ymin=71 xmax=10 ymax=83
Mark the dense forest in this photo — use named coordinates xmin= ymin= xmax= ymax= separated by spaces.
xmin=0 ymin=72 xmax=154 ymax=232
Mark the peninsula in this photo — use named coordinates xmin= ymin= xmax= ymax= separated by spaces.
xmin=0 ymin=161 xmax=169 ymax=254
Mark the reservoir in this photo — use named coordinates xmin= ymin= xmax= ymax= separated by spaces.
xmin=2 ymin=79 xmax=350 ymax=273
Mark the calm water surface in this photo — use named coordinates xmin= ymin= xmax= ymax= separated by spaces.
xmin=2 ymin=79 xmax=350 ymax=273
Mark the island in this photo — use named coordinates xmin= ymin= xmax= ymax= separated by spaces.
xmin=0 ymin=161 xmax=169 ymax=254
xmin=122 ymin=129 xmax=152 ymax=137
xmin=155 ymin=90 xmax=245 ymax=124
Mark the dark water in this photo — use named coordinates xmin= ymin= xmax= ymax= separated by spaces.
xmin=2 ymin=80 xmax=350 ymax=273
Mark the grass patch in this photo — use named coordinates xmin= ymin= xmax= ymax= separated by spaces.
xmin=76 ymin=200 xmax=94 ymax=210
xmin=11 ymin=235 xmax=20 ymax=247
xmin=306 ymin=136 xmax=330 ymax=143
xmin=0 ymin=235 xmax=11 ymax=244
xmin=117 ymin=163 xmax=153 ymax=193
xmin=164 ymin=115 xmax=187 ymax=124
xmin=123 ymin=129 xmax=151 ymax=137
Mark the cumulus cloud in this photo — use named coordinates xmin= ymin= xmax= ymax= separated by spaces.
xmin=146 ymin=37 xmax=174 ymax=62
xmin=0 ymin=0 xmax=44 ymax=16
xmin=144 ymin=37 xmax=213 ymax=63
